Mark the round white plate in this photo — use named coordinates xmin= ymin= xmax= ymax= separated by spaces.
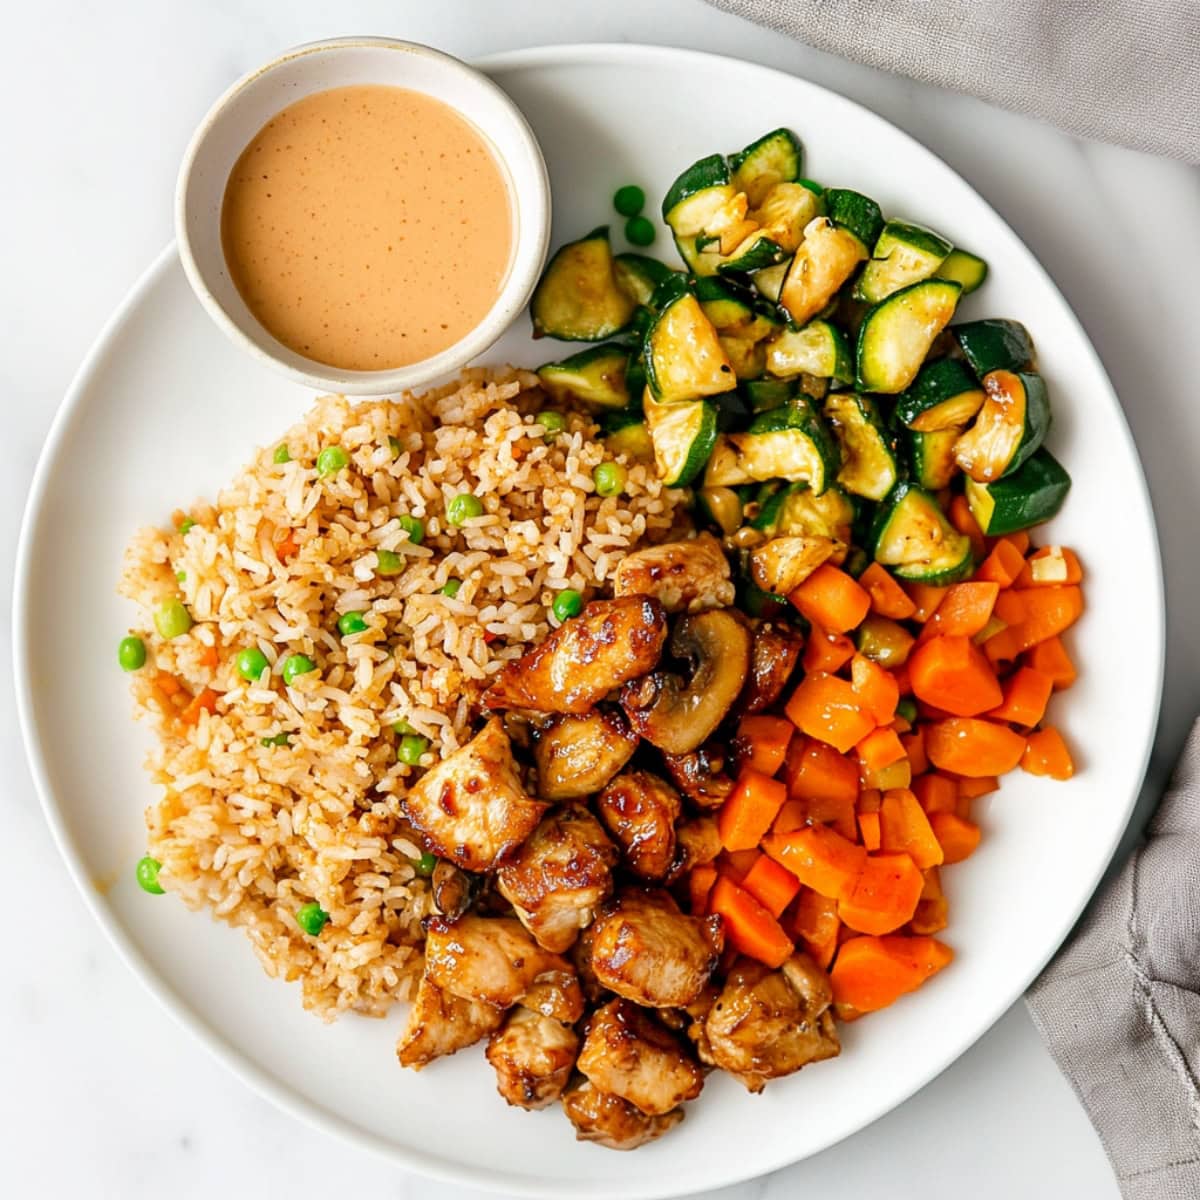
xmin=14 ymin=44 xmax=1162 ymax=1199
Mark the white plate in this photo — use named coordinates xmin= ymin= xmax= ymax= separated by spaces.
xmin=14 ymin=43 xmax=1162 ymax=1199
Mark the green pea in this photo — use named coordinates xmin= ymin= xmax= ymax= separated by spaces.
xmin=135 ymin=856 xmax=165 ymax=895
xmin=625 ymin=216 xmax=656 ymax=246
xmin=536 ymin=411 xmax=567 ymax=439
xmin=118 ymin=636 xmax=146 ymax=672
xmin=177 ymin=517 xmax=195 ymax=535
xmin=415 ymin=851 xmax=437 ymax=877
xmin=281 ymin=654 xmax=316 ymax=686
xmin=392 ymin=719 xmax=416 ymax=735
xmin=154 ymin=597 xmax=192 ymax=640
xmin=399 ymin=514 xmax=425 ymax=545
xmin=337 ymin=611 xmax=368 ymax=637
xmin=261 ymin=732 xmax=290 ymax=747
xmin=613 ymin=184 xmax=645 ymax=217
xmin=375 ymin=548 xmax=403 ymax=576
xmin=176 ymin=570 xmax=186 ymax=583
xmin=388 ymin=435 xmax=402 ymax=459
xmin=447 ymin=493 xmax=484 ymax=526
xmin=440 ymin=578 xmax=462 ymax=598
xmin=398 ymin=734 xmax=429 ymax=765
xmin=592 ymin=461 xmax=627 ymax=497
xmin=552 ymin=589 xmax=583 ymax=622
xmin=273 ymin=444 xmax=291 ymax=464
xmin=316 ymin=446 xmax=349 ymax=477
xmin=896 ymin=697 xmax=919 ymax=724
xmin=295 ymin=902 xmax=329 ymax=936
xmin=236 ymin=646 xmax=269 ymax=682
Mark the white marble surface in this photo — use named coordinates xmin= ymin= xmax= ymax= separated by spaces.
xmin=3 ymin=1 xmax=1197 ymax=1196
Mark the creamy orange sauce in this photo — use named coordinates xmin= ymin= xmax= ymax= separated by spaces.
xmin=221 ymin=84 xmax=513 ymax=371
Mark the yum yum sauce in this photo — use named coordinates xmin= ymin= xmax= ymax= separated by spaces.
xmin=221 ymin=85 xmax=513 ymax=371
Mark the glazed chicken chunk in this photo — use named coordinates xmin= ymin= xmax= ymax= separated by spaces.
xmin=401 ymin=717 xmax=546 ymax=872
xmin=590 ymin=889 xmax=723 ymax=1008
xmin=577 ymin=998 xmax=704 ymax=1115
xmin=533 ymin=709 xmax=639 ymax=801
xmin=595 ymin=771 xmax=682 ymax=882
xmin=702 ymin=953 xmax=840 ymax=1092
xmin=737 ymin=620 xmax=804 ymax=715
xmin=483 ymin=596 xmax=667 ymax=714
xmin=396 ymin=975 xmax=505 ymax=1070
xmin=660 ymin=745 xmax=735 ymax=810
xmin=561 ymin=1078 xmax=684 ymax=1151
xmin=485 ymin=1007 xmax=579 ymax=1110
xmin=611 ymin=532 xmax=736 ymax=613
xmin=424 ymin=914 xmax=583 ymax=1023
xmin=496 ymin=806 xmax=619 ymax=953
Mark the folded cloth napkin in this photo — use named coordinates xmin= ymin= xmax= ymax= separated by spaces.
xmin=704 ymin=0 xmax=1200 ymax=162
xmin=1027 ymin=718 xmax=1200 ymax=1199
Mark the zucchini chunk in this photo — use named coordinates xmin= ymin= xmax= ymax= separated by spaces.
xmin=738 ymin=182 xmax=823 ymax=258
xmin=823 ymin=188 xmax=885 ymax=251
xmin=855 ymin=220 xmax=953 ymax=304
xmin=870 ymin=483 xmax=974 ymax=584
xmin=613 ymin=254 xmax=676 ymax=307
xmin=721 ymin=336 xmax=767 ymax=380
xmin=730 ymin=128 xmax=804 ymax=206
xmin=643 ymin=392 xmax=720 ymax=487
xmin=895 ymin=358 xmax=986 ymax=431
xmin=600 ymin=409 xmax=656 ymax=463
xmin=765 ymin=321 xmax=854 ymax=384
xmin=778 ymin=217 xmax=869 ymax=326
xmin=905 ymin=426 xmax=962 ymax=490
xmin=704 ymin=398 xmax=840 ymax=492
xmin=856 ymin=278 xmax=962 ymax=394
xmin=750 ymin=479 xmax=855 ymax=547
xmin=531 ymin=227 xmax=637 ymax=341
xmin=741 ymin=378 xmax=796 ymax=413
xmin=955 ymin=318 xmax=1036 ymax=378
xmin=752 ymin=260 xmax=790 ymax=303
xmin=965 ymin=447 xmax=1071 ymax=535
xmin=696 ymin=486 xmax=745 ymax=535
xmin=954 ymin=369 xmax=1051 ymax=483
xmin=695 ymin=277 xmax=781 ymax=342
xmin=936 ymin=248 xmax=989 ymax=294
xmin=537 ymin=344 xmax=631 ymax=410
xmin=644 ymin=290 xmax=737 ymax=403
xmin=662 ymin=154 xmax=750 ymax=276
xmin=824 ymin=393 xmax=898 ymax=501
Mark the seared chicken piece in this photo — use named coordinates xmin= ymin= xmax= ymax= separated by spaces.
xmin=401 ymin=718 xmax=546 ymax=872
xmin=521 ymin=973 xmax=585 ymax=1025
xmin=577 ymin=998 xmax=704 ymax=1115
xmin=396 ymin=975 xmax=505 ymax=1070
xmin=749 ymin=535 xmax=837 ymax=596
xmin=590 ymin=889 xmax=723 ymax=1007
xmin=667 ymin=816 xmax=723 ymax=883
xmin=661 ymin=746 xmax=735 ymax=810
xmin=737 ymin=621 xmax=804 ymax=715
xmin=485 ymin=1007 xmax=579 ymax=1110
xmin=562 ymin=1078 xmax=684 ymax=1151
xmin=595 ymin=771 xmax=682 ymax=882
xmin=424 ymin=913 xmax=581 ymax=1019
xmin=611 ymin=532 xmax=735 ymax=613
xmin=496 ymin=806 xmax=619 ymax=953
xmin=702 ymin=953 xmax=840 ymax=1092
xmin=571 ymin=921 xmax=608 ymax=1005
xmin=483 ymin=596 xmax=667 ymax=714
xmin=533 ymin=709 xmax=639 ymax=801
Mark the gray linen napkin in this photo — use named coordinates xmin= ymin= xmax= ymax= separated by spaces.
xmin=704 ymin=0 xmax=1200 ymax=162
xmin=1027 ymin=718 xmax=1200 ymax=1199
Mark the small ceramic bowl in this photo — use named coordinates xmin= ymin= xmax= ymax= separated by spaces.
xmin=176 ymin=37 xmax=550 ymax=395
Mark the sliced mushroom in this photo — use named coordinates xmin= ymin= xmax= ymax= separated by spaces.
xmin=431 ymin=860 xmax=477 ymax=922
xmin=750 ymin=534 xmax=838 ymax=595
xmin=737 ymin=620 xmax=804 ymax=715
xmin=621 ymin=610 xmax=751 ymax=754
xmin=533 ymin=709 xmax=638 ymax=801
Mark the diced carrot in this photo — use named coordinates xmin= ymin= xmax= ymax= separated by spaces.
xmin=905 ymin=583 xmax=948 ymax=623
xmin=785 ymin=673 xmax=876 ymax=754
xmin=180 ymin=687 xmax=219 ymax=726
xmin=155 ymin=670 xmax=181 ymax=697
xmin=949 ymin=494 xmax=987 ymax=561
xmin=792 ymin=887 xmax=840 ymax=969
xmin=708 ymin=876 xmax=794 ymax=968
xmin=901 ymin=727 xmax=928 ymax=775
xmin=849 ymin=654 xmax=900 ymax=725
xmin=957 ymin=775 xmax=999 ymax=800
xmin=909 ymin=635 xmax=1003 ymax=716
xmin=975 ymin=538 xmax=1027 ymax=588
xmin=1018 ymin=546 xmax=1083 ymax=588
xmin=860 ymin=756 xmax=913 ymax=792
xmin=717 ymin=848 xmax=760 ymax=882
xmin=803 ymin=626 xmax=856 ymax=674
xmin=986 ymin=587 xmax=1084 ymax=659
xmin=912 ymin=772 xmax=959 ymax=815
xmin=830 ymin=934 xmax=954 ymax=1020
xmin=688 ymin=865 xmax=718 ymax=914
xmin=717 ymin=768 xmax=788 ymax=852
xmin=856 ymin=727 xmax=907 ymax=774
xmin=1007 ymin=530 xmax=1032 ymax=555
xmin=199 ymin=643 xmax=220 ymax=670
xmin=988 ymin=666 xmax=1053 ymax=727
xmin=837 ymin=853 xmax=924 ymax=935
xmin=1027 ymin=636 xmax=1077 ymax=689
xmin=857 ymin=787 xmax=883 ymax=814
xmin=911 ymin=896 xmax=949 ymax=935
xmin=790 ymin=564 xmax=871 ymax=634
xmin=993 ymin=589 xmax=1028 ymax=627
xmin=920 ymin=866 xmax=944 ymax=900
xmin=892 ymin=662 xmax=912 ymax=696
xmin=880 ymin=789 xmax=944 ymax=869
xmin=276 ymin=531 xmax=300 ymax=562
xmin=786 ymin=738 xmax=860 ymax=805
xmin=741 ymin=854 xmax=803 ymax=919
xmin=762 ymin=825 xmax=867 ymax=901
xmin=859 ymin=563 xmax=917 ymax=620
xmin=891 ymin=713 xmax=912 ymax=735
xmin=925 ymin=718 xmax=1026 ymax=777
xmin=929 ymin=811 xmax=982 ymax=864
xmin=920 ymin=581 xmax=1000 ymax=641
xmin=734 ymin=714 xmax=793 ymax=776
xmin=858 ymin=810 xmax=882 ymax=851
xmin=1022 ymin=726 xmax=1075 ymax=780
xmin=772 ymin=799 xmax=808 ymax=834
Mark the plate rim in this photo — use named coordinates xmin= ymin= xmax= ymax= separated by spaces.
xmin=12 ymin=41 xmax=1165 ymax=1199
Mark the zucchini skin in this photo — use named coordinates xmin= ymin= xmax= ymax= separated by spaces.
xmin=895 ymin=358 xmax=984 ymax=429
xmin=966 ymin=447 xmax=1071 ymax=535
xmin=936 ymin=248 xmax=989 ymax=294
xmin=855 ymin=279 xmax=962 ymax=394
xmin=869 ymin=482 xmax=974 ymax=584
xmin=824 ymin=188 xmax=885 ymax=250
xmin=536 ymin=344 xmax=631 ymax=410
xmin=531 ymin=227 xmax=636 ymax=342
xmin=954 ymin=369 xmax=1052 ymax=483
xmin=662 ymin=154 xmax=730 ymax=219
xmin=905 ymin=426 xmax=961 ymax=490
xmin=955 ymin=318 xmax=1036 ymax=378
